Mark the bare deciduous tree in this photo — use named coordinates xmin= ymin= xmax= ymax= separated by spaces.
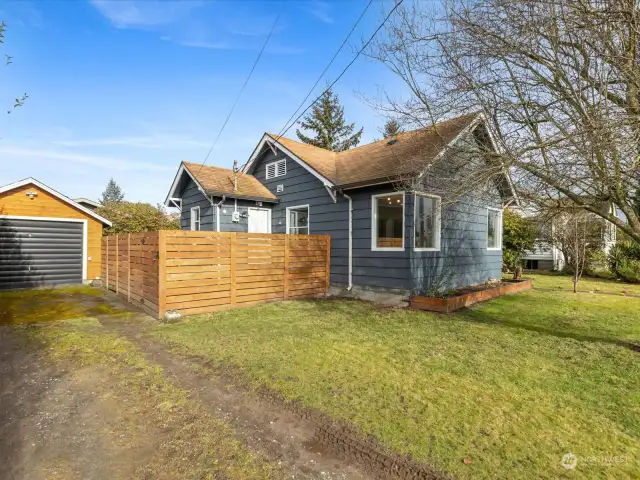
xmin=1 ymin=21 xmax=27 ymax=116
xmin=545 ymin=209 xmax=605 ymax=292
xmin=367 ymin=0 xmax=640 ymax=242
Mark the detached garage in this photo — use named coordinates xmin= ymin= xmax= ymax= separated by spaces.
xmin=0 ymin=178 xmax=111 ymax=290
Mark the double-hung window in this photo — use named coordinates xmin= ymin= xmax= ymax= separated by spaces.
xmin=266 ymin=158 xmax=286 ymax=179
xmin=287 ymin=205 xmax=309 ymax=234
xmin=372 ymin=192 xmax=405 ymax=250
xmin=487 ymin=207 xmax=503 ymax=250
xmin=190 ymin=206 xmax=201 ymax=231
xmin=414 ymin=193 xmax=441 ymax=251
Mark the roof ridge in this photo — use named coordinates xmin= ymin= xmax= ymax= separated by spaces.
xmin=268 ymin=112 xmax=480 ymax=156
xmin=183 ymin=161 xmax=237 ymax=174
xmin=265 ymin=133 xmax=338 ymax=157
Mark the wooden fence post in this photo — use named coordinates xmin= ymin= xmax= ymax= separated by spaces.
xmin=115 ymin=235 xmax=119 ymax=294
xmin=283 ymin=234 xmax=290 ymax=300
xmin=325 ymin=235 xmax=331 ymax=294
xmin=158 ymin=231 xmax=167 ymax=320
xmin=230 ymin=233 xmax=237 ymax=305
xmin=127 ymin=233 xmax=131 ymax=303
xmin=105 ymin=236 xmax=109 ymax=290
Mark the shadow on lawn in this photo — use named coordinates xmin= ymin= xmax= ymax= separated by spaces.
xmin=459 ymin=296 xmax=640 ymax=352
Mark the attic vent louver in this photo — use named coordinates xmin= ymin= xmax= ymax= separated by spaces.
xmin=387 ymin=139 xmax=398 ymax=146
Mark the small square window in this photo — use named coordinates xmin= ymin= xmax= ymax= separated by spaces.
xmin=414 ymin=194 xmax=441 ymax=250
xmin=487 ymin=208 xmax=503 ymax=250
xmin=372 ymin=193 xmax=404 ymax=250
xmin=287 ymin=205 xmax=309 ymax=234
xmin=190 ymin=206 xmax=201 ymax=231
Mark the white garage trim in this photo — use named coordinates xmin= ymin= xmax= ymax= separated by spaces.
xmin=0 ymin=215 xmax=89 ymax=281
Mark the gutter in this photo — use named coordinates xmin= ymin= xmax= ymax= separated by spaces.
xmin=205 ymin=190 xmax=279 ymax=204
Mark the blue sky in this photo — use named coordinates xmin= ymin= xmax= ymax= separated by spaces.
xmin=0 ymin=0 xmax=407 ymax=204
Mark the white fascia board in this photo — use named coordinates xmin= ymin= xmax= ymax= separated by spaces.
xmin=164 ymin=162 xmax=207 ymax=207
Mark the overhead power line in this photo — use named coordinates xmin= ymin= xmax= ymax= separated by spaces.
xmin=273 ymin=0 xmax=404 ymax=143
xmin=196 ymin=8 xmax=282 ymax=176
xmin=274 ymin=0 xmax=374 ymax=141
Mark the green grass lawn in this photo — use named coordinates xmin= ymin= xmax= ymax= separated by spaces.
xmin=523 ymin=272 xmax=640 ymax=296
xmin=152 ymin=280 xmax=640 ymax=479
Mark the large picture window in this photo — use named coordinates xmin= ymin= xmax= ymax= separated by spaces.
xmin=414 ymin=194 xmax=441 ymax=251
xmin=487 ymin=207 xmax=503 ymax=250
xmin=287 ymin=205 xmax=309 ymax=234
xmin=372 ymin=192 xmax=404 ymax=250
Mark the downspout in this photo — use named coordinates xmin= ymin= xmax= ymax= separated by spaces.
xmin=342 ymin=192 xmax=353 ymax=291
xmin=215 ymin=195 xmax=226 ymax=232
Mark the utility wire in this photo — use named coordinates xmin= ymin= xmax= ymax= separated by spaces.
xmin=196 ymin=9 xmax=282 ymax=176
xmin=274 ymin=0 xmax=373 ymax=141
xmin=273 ymin=0 xmax=404 ymax=143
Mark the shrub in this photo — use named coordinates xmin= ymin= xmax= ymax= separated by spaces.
xmin=607 ymin=241 xmax=640 ymax=283
xmin=616 ymin=260 xmax=640 ymax=283
xmin=502 ymin=209 xmax=538 ymax=272
xmin=585 ymin=249 xmax=608 ymax=277
xmin=97 ymin=201 xmax=180 ymax=235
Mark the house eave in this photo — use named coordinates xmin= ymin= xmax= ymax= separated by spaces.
xmin=340 ymin=177 xmax=398 ymax=191
xmin=205 ymin=190 xmax=279 ymax=204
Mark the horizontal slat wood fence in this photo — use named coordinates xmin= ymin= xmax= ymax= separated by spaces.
xmin=101 ymin=231 xmax=330 ymax=319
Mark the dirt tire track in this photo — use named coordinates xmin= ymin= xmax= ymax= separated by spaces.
xmin=96 ymin=298 xmax=451 ymax=480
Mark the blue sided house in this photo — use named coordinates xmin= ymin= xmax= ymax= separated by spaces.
xmin=165 ymin=113 xmax=516 ymax=300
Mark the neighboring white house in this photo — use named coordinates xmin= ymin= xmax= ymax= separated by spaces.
xmin=512 ymin=205 xmax=617 ymax=271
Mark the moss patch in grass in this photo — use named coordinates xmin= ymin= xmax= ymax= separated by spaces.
xmin=0 ymin=286 xmax=127 ymax=325
xmin=152 ymin=282 xmax=640 ymax=479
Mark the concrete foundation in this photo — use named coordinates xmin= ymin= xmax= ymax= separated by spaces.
xmin=328 ymin=284 xmax=410 ymax=307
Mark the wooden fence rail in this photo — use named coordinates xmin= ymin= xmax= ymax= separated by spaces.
xmin=101 ymin=230 xmax=330 ymax=319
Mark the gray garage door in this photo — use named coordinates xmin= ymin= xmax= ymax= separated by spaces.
xmin=0 ymin=218 xmax=83 ymax=290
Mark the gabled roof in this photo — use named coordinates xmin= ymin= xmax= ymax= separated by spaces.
xmin=165 ymin=162 xmax=278 ymax=205
xmin=0 ymin=177 xmax=112 ymax=226
xmin=245 ymin=113 xmax=481 ymax=189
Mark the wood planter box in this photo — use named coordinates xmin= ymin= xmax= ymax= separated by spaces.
xmin=410 ymin=279 xmax=532 ymax=313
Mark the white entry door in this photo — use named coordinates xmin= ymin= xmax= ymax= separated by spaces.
xmin=248 ymin=208 xmax=271 ymax=233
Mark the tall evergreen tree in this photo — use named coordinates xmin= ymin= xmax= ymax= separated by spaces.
xmin=381 ymin=119 xmax=403 ymax=138
xmin=101 ymin=178 xmax=124 ymax=204
xmin=296 ymin=88 xmax=362 ymax=151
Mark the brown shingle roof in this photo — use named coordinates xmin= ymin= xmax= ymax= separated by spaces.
xmin=266 ymin=113 xmax=479 ymax=187
xmin=183 ymin=162 xmax=278 ymax=201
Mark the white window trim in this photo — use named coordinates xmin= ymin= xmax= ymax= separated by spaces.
xmin=247 ymin=207 xmax=272 ymax=233
xmin=413 ymin=193 xmax=441 ymax=252
xmin=371 ymin=192 xmax=405 ymax=252
xmin=265 ymin=158 xmax=286 ymax=180
xmin=487 ymin=207 xmax=503 ymax=250
xmin=190 ymin=206 xmax=201 ymax=231
xmin=286 ymin=204 xmax=310 ymax=235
